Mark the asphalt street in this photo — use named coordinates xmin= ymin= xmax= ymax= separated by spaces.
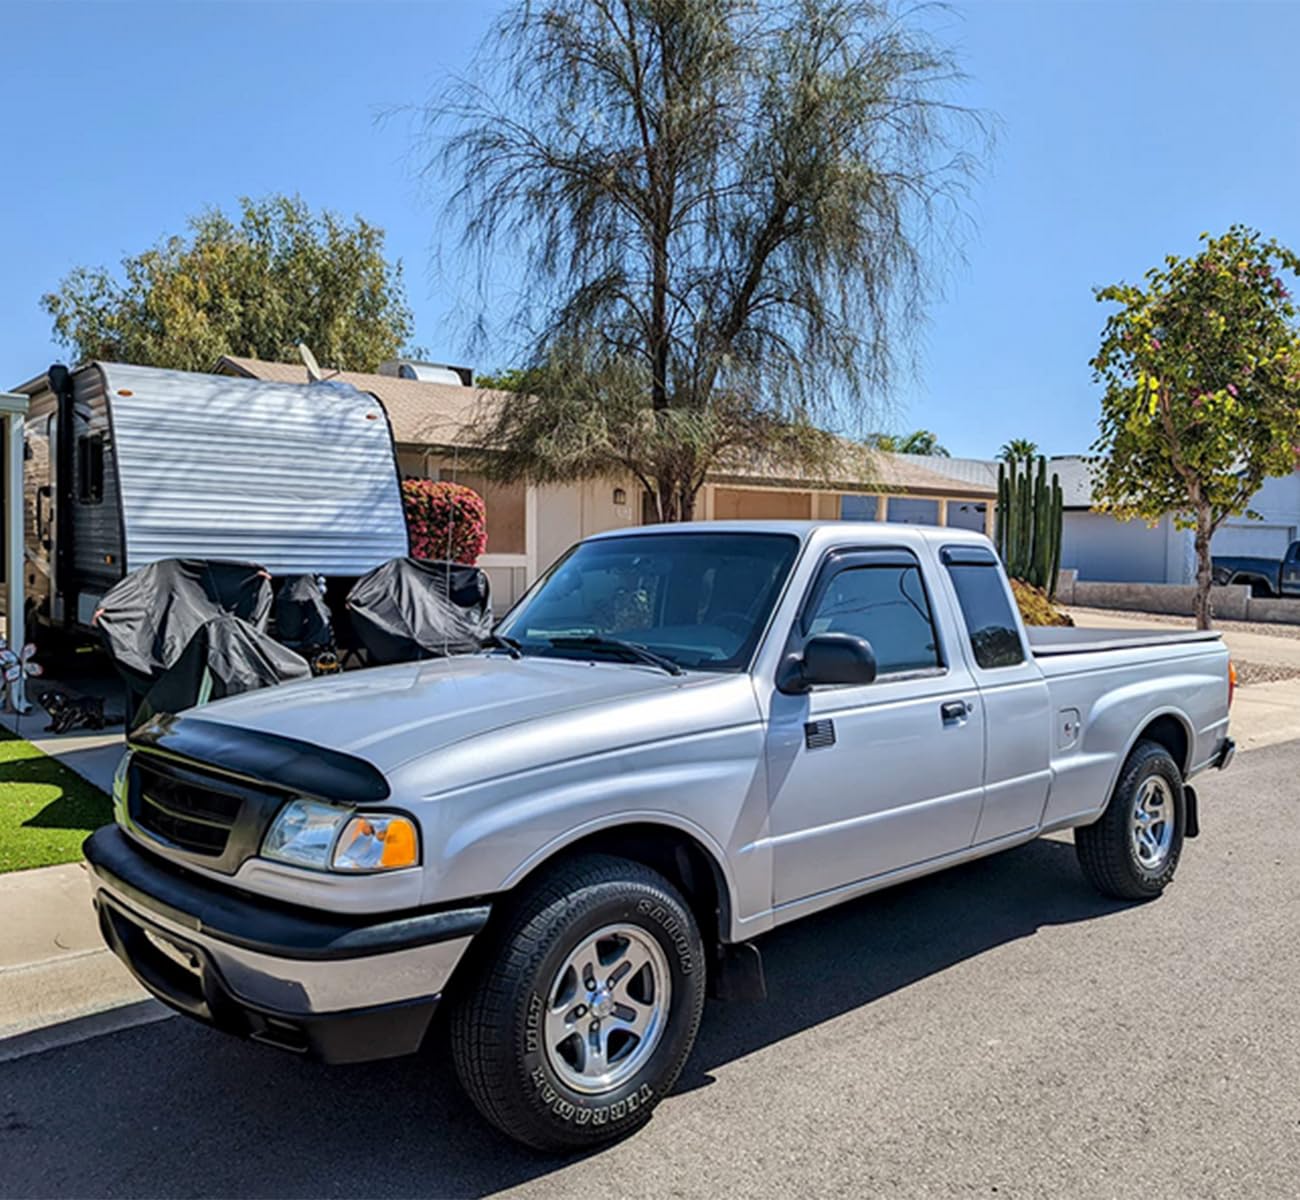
xmin=3 ymin=741 xmax=1297 ymax=1199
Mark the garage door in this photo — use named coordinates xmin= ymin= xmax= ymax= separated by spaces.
xmin=1212 ymin=523 xmax=1295 ymax=558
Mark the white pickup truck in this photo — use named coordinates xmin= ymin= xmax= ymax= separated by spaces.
xmin=85 ymin=522 xmax=1235 ymax=1150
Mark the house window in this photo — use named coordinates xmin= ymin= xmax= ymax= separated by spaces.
xmin=77 ymin=434 xmax=104 ymax=505
xmin=886 ymin=496 xmax=940 ymax=525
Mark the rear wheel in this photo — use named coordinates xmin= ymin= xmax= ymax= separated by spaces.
xmin=448 ymin=854 xmax=706 ymax=1151
xmin=1075 ymin=739 xmax=1185 ymax=900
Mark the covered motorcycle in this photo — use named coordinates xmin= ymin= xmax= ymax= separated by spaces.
xmin=273 ymin=574 xmax=334 ymax=654
xmin=345 ymin=558 xmax=491 ymax=663
xmin=95 ymin=558 xmax=275 ymax=721
xmin=134 ymin=613 xmax=310 ymax=727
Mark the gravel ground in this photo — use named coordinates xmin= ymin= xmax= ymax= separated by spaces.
xmin=1232 ymin=661 xmax=1300 ymax=686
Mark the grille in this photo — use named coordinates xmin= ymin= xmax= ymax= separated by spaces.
xmin=130 ymin=759 xmax=244 ymax=857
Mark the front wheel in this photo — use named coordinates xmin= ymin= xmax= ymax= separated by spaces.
xmin=1075 ymin=739 xmax=1185 ymax=900
xmin=449 ymin=854 xmax=706 ymax=1151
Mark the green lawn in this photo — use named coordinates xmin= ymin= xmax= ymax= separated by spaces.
xmin=0 ymin=726 xmax=113 ymax=873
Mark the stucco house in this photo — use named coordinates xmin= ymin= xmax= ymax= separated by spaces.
xmin=216 ymin=356 xmax=996 ymax=605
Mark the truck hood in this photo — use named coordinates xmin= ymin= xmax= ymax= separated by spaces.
xmin=191 ymin=653 xmax=709 ymax=776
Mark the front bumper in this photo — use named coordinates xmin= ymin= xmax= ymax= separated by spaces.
xmin=84 ymin=825 xmax=490 ymax=1064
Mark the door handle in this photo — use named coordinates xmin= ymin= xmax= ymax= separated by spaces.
xmin=940 ymin=700 xmax=970 ymax=724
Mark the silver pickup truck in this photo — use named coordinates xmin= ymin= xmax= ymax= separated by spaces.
xmin=85 ymin=521 xmax=1235 ymax=1150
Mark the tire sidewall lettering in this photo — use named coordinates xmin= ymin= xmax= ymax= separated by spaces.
xmin=529 ymin=1066 xmax=654 ymax=1126
xmin=636 ymin=897 xmax=694 ymax=974
xmin=525 ymin=991 xmax=542 ymax=1054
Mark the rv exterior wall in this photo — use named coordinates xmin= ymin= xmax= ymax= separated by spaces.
xmin=103 ymin=363 xmax=408 ymax=579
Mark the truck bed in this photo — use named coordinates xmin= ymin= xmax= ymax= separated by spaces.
xmin=1027 ymin=625 xmax=1223 ymax=657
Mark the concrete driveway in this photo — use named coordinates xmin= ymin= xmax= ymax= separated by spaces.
xmin=2 ymin=741 xmax=1296 ymax=1199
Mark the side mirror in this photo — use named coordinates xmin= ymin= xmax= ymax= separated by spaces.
xmin=777 ymin=633 xmax=877 ymax=694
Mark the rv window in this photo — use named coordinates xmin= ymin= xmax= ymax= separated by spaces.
xmin=78 ymin=434 xmax=104 ymax=505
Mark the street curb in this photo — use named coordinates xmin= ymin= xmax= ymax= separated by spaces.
xmin=0 ymin=999 xmax=173 ymax=1064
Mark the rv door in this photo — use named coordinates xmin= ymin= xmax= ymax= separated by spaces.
xmin=23 ymin=409 xmax=58 ymax=626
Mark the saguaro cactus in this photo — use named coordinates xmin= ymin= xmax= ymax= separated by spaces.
xmin=993 ymin=454 xmax=1063 ymax=598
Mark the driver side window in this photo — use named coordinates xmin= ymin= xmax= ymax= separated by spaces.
xmin=804 ymin=561 xmax=942 ymax=676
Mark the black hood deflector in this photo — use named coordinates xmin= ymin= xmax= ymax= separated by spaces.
xmin=129 ymin=714 xmax=390 ymax=805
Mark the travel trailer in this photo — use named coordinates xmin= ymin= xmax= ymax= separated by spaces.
xmin=12 ymin=361 xmax=409 ymax=638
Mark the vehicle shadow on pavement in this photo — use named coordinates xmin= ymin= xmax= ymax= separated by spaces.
xmin=0 ymin=837 xmax=1127 ymax=1200
xmin=680 ymin=835 xmax=1127 ymax=1087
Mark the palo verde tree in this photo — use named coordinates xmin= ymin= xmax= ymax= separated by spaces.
xmin=428 ymin=0 xmax=984 ymax=519
xmin=1091 ymin=226 xmax=1300 ymax=628
xmin=43 ymin=195 xmax=415 ymax=373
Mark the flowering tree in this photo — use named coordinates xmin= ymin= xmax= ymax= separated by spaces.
xmin=402 ymin=480 xmax=487 ymax=564
xmin=1091 ymin=227 xmax=1300 ymax=628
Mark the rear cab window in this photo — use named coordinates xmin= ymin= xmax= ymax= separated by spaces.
xmin=940 ymin=545 xmax=1026 ymax=669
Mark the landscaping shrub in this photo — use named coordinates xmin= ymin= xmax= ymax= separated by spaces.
xmin=402 ymin=480 xmax=487 ymax=564
xmin=1010 ymin=578 xmax=1073 ymax=627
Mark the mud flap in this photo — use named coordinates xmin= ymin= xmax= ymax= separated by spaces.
xmin=1184 ymin=785 xmax=1200 ymax=839
xmin=710 ymin=940 xmax=767 ymax=1002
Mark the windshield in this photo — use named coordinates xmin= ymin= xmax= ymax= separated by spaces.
xmin=497 ymin=532 xmax=801 ymax=672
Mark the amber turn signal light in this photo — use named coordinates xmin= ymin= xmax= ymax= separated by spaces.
xmin=332 ymin=814 xmax=420 ymax=871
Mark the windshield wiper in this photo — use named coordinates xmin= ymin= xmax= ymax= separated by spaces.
xmin=546 ymin=635 xmax=685 ymax=676
xmin=482 ymin=632 xmax=524 ymax=659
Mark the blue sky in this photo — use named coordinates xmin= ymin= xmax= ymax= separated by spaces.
xmin=4 ymin=0 xmax=1299 ymax=458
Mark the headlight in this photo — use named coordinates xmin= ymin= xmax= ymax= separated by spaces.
xmin=262 ymin=800 xmax=419 ymax=872
xmin=263 ymin=799 xmax=349 ymax=869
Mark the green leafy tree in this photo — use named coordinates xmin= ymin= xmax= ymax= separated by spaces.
xmin=427 ymin=0 xmax=984 ymax=519
xmin=998 ymin=438 xmax=1038 ymax=462
xmin=1091 ymin=226 xmax=1300 ymax=628
xmin=473 ymin=367 xmax=543 ymax=393
xmin=43 ymin=195 xmax=415 ymax=373
xmin=865 ymin=429 xmax=950 ymax=456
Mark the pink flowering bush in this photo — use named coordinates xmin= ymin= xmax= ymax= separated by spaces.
xmin=402 ymin=480 xmax=487 ymax=564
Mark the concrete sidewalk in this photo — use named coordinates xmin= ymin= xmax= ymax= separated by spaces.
xmin=1 ymin=700 xmax=143 ymax=1045
xmin=0 ymin=861 xmax=153 ymax=1045
xmin=0 ymin=709 xmax=122 ymax=793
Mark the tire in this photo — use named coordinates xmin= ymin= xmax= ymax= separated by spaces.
xmin=448 ymin=853 xmax=707 ymax=1152
xmin=1075 ymin=739 xmax=1185 ymax=900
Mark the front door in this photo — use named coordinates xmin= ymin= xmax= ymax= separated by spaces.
xmin=764 ymin=547 xmax=986 ymax=909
